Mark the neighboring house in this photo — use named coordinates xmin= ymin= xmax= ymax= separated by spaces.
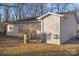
xmin=6 ymin=17 xmax=41 ymax=37
xmin=6 ymin=12 xmax=77 ymax=45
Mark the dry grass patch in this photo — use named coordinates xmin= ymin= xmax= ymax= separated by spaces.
xmin=0 ymin=36 xmax=79 ymax=55
xmin=0 ymin=43 xmax=79 ymax=56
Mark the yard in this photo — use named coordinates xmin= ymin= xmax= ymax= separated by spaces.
xmin=0 ymin=35 xmax=79 ymax=56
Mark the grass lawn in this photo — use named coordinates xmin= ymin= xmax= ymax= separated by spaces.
xmin=0 ymin=36 xmax=79 ymax=56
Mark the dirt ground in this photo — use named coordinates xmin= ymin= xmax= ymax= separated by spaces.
xmin=0 ymin=35 xmax=79 ymax=56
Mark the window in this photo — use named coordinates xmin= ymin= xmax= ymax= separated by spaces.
xmin=8 ymin=24 xmax=14 ymax=32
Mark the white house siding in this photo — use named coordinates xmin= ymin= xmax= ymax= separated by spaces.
xmin=6 ymin=24 xmax=22 ymax=37
xmin=60 ymin=14 xmax=77 ymax=44
xmin=42 ymin=15 xmax=60 ymax=45
xmin=22 ymin=22 xmax=41 ymax=32
xmin=6 ymin=22 xmax=41 ymax=37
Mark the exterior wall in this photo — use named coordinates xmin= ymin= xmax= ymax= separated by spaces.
xmin=42 ymin=15 xmax=60 ymax=45
xmin=6 ymin=24 xmax=22 ymax=37
xmin=22 ymin=22 xmax=41 ymax=32
xmin=60 ymin=14 xmax=77 ymax=43
xmin=6 ymin=22 xmax=41 ymax=37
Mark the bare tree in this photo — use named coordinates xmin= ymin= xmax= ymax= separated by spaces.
xmin=4 ymin=5 xmax=9 ymax=22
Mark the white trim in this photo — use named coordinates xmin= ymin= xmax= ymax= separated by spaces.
xmin=37 ymin=12 xmax=64 ymax=20
xmin=41 ymin=20 xmax=44 ymax=33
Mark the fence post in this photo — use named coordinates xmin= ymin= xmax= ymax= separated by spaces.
xmin=24 ymin=34 xmax=27 ymax=44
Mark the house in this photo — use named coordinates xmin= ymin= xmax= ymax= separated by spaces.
xmin=6 ymin=12 xmax=77 ymax=45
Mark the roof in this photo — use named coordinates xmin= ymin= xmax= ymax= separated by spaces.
xmin=3 ymin=12 xmax=74 ymax=24
xmin=58 ymin=12 xmax=73 ymax=14
xmin=37 ymin=12 xmax=73 ymax=20
xmin=16 ymin=17 xmax=39 ymax=22
xmin=3 ymin=16 xmax=39 ymax=24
